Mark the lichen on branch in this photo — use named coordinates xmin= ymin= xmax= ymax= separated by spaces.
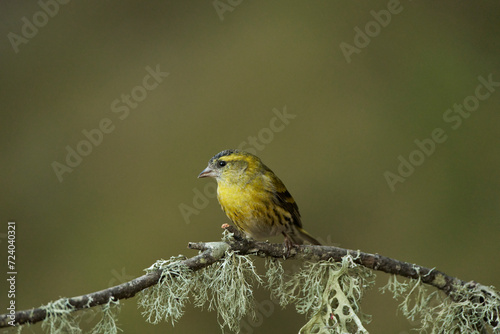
xmin=1 ymin=229 xmax=498 ymax=333
xmin=267 ymin=255 xmax=375 ymax=334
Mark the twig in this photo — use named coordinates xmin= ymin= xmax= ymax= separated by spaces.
xmin=0 ymin=242 xmax=227 ymax=328
xmin=0 ymin=226 xmax=497 ymax=329
xmin=204 ymin=226 xmax=462 ymax=294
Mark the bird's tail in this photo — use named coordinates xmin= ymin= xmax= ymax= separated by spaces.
xmin=294 ymin=226 xmax=322 ymax=245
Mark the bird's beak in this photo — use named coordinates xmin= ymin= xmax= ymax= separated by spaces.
xmin=198 ymin=166 xmax=216 ymax=178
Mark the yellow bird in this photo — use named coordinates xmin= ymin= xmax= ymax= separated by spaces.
xmin=198 ymin=149 xmax=320 ymax=249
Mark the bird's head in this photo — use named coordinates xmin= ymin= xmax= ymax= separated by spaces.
xmin=198 ymin=149 xmax=263 ymax=185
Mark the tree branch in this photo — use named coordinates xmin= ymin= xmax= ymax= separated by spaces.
xmin=0 ymin=242 xmax=228 ymax=328
xmin=1 ymin=226 xmax=498 ymax=329
xmin=200 ymin=226 xmax=463 ymax=294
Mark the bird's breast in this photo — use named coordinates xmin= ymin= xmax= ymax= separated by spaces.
xmin=216 ymin=182 xmax=285 ymax=239
xmin=217 ymin=183 xmax=257 ymax=214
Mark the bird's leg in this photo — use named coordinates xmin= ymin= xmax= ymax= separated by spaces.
xmin=282 ymin=232 xmax=296 ymax=257
xmin=221 ymin=223 xmax=246 ymax=241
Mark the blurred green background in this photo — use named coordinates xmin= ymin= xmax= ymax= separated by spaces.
xmin=1 ymin=1 xmax=499 ymax=333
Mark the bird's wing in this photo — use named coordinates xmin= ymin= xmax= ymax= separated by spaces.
xmin=265 ymin=171 xmax=303 ymax=228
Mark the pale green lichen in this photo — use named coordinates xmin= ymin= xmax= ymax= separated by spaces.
xmin=89 ymin=297 xmax=122 ymax=334
xmin=192 ymin=250 xmax=262 ymax=333
xmin=381 ymin=274 xmax=500 ymax=333
xmin=432 ymin=273 xmax=447 ymax=289
xmin=137 ymin=250 xmax=262 ymax=333
xmin=221 ymin=229 xmax=235 ymax=242
xmin=34 ymin=292 xmax=121 ymax=334
xmin=137 ymin=256 xmax=193 ymax=326
xmin=423 ymin=283 xmax=500 ymax=333
xmin=267 ymin=255 xmax=375 ymax=334
xmin=40 ymin=298 xmax=81 ymax=334
xmin=33 ymin=242 xmax=499 ymax=334
xmin=265 ymin=257 xmax=287 ymax=306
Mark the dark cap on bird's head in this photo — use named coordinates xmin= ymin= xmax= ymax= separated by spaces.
xmin=198 ymin=149 xmax=238 ymax=178
xmin=197 ymin=149 xmax=259 ymax=179
xmin=209 ymin=149 xmax=239 ymax=164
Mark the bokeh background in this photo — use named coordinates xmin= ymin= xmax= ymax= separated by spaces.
xmin=1 ymin=1 xmax=499 ymax=333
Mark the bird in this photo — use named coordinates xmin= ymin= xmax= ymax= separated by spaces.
xmin=198 ymin=149 xmax=321 ymax=250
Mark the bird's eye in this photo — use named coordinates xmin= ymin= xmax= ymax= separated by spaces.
xmin=218 ymin=160 xmax=226 ymax=167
